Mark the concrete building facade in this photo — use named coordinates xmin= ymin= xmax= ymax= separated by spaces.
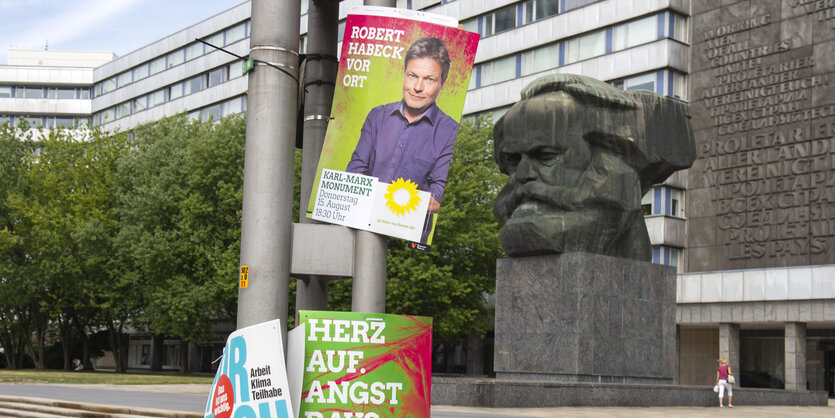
xmin=1 ymin=0 xmax=833 ymax=395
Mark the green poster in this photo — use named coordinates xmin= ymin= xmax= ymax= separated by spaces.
xmin=295 ymin=310 xmax=433 ymax=418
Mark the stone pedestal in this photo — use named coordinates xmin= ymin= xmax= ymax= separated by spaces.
xmin=494 ymin=252 xmax=676 ymax=384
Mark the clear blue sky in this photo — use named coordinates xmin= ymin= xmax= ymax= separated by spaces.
xmin=0 ymin=0 xmax=246 ymax=65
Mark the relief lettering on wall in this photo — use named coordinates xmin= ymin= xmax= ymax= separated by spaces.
xmin=694 ymin=8 xmax=835 ymax=262
xmin=793 ymin=0 xmax=835 ymax=26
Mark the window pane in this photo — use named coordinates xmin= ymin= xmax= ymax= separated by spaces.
xmin=102 ymin=78 xmax=116 ymax=94
xmin=55 ymin=117 xmax=75 ymax=128
xmin=57 ymin=88 xmax=75 ymax=100
xmin=187 ymin=110 xmax=201 ymax=121
xmin=168 ymin=49 xmax=185 ymax=68
xmin=492 ymin=55 xmax=516 ymax=84
xmin=1 ymin=86 xmax=14 ymax=97
xmin=641 ymin=191 xmax=652 ymax=215
xmin=461 ymin=18 xmax=478 ymax=34
xmin=101 ymin=108 xmax=115 ymax=123
xmin=577 ymin=30 xmax=605 ymax=61
xmin=524 ymin=1 xmax=533 ymax=24
xmin=94 ymin=84 xmax=102 ymax=97
xmin=134 ymin=64 xmax=150 ymax=81
xmin=673 ymin=14 xmax=688 ymax=43
xmin=185 ymin=75 xmax=204 ymax=95
xmin=149 ymin=89 xmax=165 ymax=107
xmin=25 ymin=87 xmax=44 ymax=99
xmin=670 ymin=248 xmax=680 ymax=270
xmin=149 ymin=57 xmax=166 ymax=75
xmin=535 ymin=0 xmax=559 ymax=20
xmin=493 ymin=6 xmax=516 ymax=34
xmin=23 ymin=116 xmax=43 ymax=128
xmin=222 ymin=97 xmax=243 ymax=117
xmin=626 ymin=16 xmax=657 ymax=48
xmin=672 ymin=73 xmax=686 ymax=100
xmin=206 ymin=32 xmax=224 ymax=48
xmin=117 ymin=102 xmax=131 ymax=118
xmin=337 ymin=21 xmax=346 ymax=43
xmin=185 ymin=43 xmax=203 ymax=60
xmin=0 ymin=115 xmax=10 ymax=126
xmin=208 ymin=68 xmax=224 ymax=88
xmin=670 ymin=189 xmax=682 ymax=217
xmin=613 ymin=25 xmax=627 ymax=51
xmin=203 ymin=103 xmax=222 ymax=121
xmin=133 ymin=96 xmax=147 ymax=113
xmin=117 ymin=72 xmax=132 ymax=87
xmin=484 ymin=16 xmax=493 ymax=36
xmin=229 ymin=60 xmax=244 ymax=79
xmin=226 ymin=23 xmax=245 ymax=44
xmin=301 ymin=0 xmax=309 ymax=14
xmin=523 ymin=43 xmax=558 ymax=75
xmin=170 ymin=82 xmax=184 ymax=100
xmin=625 ymin=73 xmax=655 ymax=91
xmin=565 ymin=38 xmax=579 ymax=64
xmin=564 ymin=0 xmax=596 ymax=12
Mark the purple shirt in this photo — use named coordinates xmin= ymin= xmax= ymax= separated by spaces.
xmin=346 ymin=101 xmax=458 ymax=203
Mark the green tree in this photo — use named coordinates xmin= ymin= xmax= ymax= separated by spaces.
xmin=114 ymin=115 xmax=245 ymax=369
xmin=0 ymin=121 xmax=39 ymax=369
xmin=3 ymin=126 xmax=128 ymax=370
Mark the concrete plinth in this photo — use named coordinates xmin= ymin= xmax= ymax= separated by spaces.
xmin=431 ymin=376 xmax=828 ymax=407
xmin=494 ymin=252 xmax=676 ymax=384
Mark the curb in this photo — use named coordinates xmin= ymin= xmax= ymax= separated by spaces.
xmin=0 ymin=395 xmax=202 ymax=418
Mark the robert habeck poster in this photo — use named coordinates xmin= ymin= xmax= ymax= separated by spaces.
xmin=307 ymin=7 xmax=479 ymax=246
xmin=287 ymin=310 xmax=433 ymax=418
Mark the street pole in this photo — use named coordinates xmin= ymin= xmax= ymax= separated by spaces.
xmin=296 ymin=0 xmax=339 ymax=313
xmin=351 ymin=0 xmax=397 ymax=314
xmin=237 ymin=0 xmax=301 ymax=334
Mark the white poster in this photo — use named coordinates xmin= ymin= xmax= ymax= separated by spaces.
xmin=204 ymin=319 xmax=294 ymax=418
xmin=311 ymin=169 xmax=429 ymax=242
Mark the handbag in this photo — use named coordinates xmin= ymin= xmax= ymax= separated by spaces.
xmin=713 ymin=385 xmax=719 ymax=393
xmin=728 ymin=375 xmax=735 ymax=384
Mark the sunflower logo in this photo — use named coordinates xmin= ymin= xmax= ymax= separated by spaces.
xmin=384 ymin=178 xmax=421 ymax=216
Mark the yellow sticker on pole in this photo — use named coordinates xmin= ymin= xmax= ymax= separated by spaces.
xmin=240 ymin=265 xmax=249 ymax=288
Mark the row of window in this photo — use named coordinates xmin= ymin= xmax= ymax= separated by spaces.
xmin=470 ymin=12 xmax=688 ymax=90
xmin=94 ymin=20 xmax=250 ymax=98
xmin=185 ymin=95 xmax=247 ymax=123
xmin=0 ymin=85 xmax=91 ymax=100
xmin=462 ymin=0 xmax=604 ymax=38
xmin=1 ymin=93 xmax=244 ymax=131
xmin=94 ymin=60 xmax=245 ymax=126
xmin=0 ymin=114 xmax=90 ymax=129
xmin=652 ymin=246 xmax=681 ymax=271
xmin=642 ymin=186 xmax=684 ymax=218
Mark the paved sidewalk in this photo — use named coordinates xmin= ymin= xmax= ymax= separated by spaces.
xmin=0 ymin=383 xmax=831 ymax=417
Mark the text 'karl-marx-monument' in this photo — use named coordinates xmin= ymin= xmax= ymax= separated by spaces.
xmin=492 ymin=74 xmax=695 ymax=383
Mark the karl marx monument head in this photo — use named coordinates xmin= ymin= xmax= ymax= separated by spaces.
xmin=493 ymin=74 xmax=696 ymax=261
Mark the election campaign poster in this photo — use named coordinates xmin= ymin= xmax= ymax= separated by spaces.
xmin=307 ymin=6 xmax=479 ymax=247
xmin=290 ymin=310 xmax=433 ymax=418
xmin=204 ymin=319 xmax=294 ymax=418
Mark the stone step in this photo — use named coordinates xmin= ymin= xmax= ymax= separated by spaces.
xmin=0 ymin=396 xmax=201 ymax=418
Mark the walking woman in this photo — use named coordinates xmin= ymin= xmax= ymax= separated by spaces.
xmin=716 ymin=357 xmax=734 ymax=408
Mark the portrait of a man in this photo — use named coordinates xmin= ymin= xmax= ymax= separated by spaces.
xmin=493 ymin=74 xmax=695 ymax=260
xmin=346 ymin=37 xmax=459 ymax=214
